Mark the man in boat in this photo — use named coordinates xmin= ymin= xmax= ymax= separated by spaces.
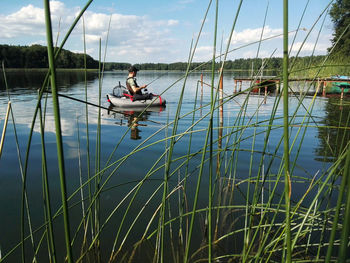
xmin=126 ymin=66 xmax=153 ymax=101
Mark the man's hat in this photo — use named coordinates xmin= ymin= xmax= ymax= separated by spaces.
xmin=128 ymin=65 xmax=139 ymax=72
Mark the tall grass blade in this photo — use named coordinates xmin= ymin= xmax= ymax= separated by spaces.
xmin=0 ymin=102 xmax=10 ymax=159
xmin=283 ymin=0 xmax=291 ymax=261
xmin=43 ymin=0 xmax=73 ymax=261
xmin=38 ymin=100 xmax=57 ymax=263
xmin=338 ymin=145 xmax=350 ymax=261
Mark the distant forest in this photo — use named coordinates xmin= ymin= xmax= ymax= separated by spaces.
xmin=0 ymin=44 xmax=98 ymax=69
xmin=0 ymin=44 xmax=329 ymax=72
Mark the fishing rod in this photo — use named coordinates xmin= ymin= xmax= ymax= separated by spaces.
xmin=143 ymin=73 xmax=168 ymax=93
xmin=145 ymin=73 xmax=167 ymax=87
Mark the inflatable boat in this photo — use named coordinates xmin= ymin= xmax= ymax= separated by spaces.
xmin=106 ymin=83 xmax=166 ymax=108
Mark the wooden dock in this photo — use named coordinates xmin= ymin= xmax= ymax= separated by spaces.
xmin=233 ymin=76 xmax=350 ymax=97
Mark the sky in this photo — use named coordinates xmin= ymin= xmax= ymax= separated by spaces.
xmin=0 ymin=0 xmax=335 ymax=64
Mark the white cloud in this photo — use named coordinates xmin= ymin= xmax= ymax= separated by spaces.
xmin=0 ymin=1 xmax=78 ymax=39
xmin=241 ymin=50 xmax=272 ymax=59
xmin=230 ymin=26 xmax=283 ymax=45
xmin=289 ymin=41 xmax=330 ymax=56
xmin=190 ymin=46 xmax=212 ymax=62
xmin=0 ymin=1 xmax=184 ymax=63
xmin=85 ymin=34 xmax=101 ymax=44
xmin=0 ymin=4 xmax=45 ymax=38
xmin=167 ymin=19 xmax=179 ymax=26
xmin=178 ymin=0 xmax=195 ymax=4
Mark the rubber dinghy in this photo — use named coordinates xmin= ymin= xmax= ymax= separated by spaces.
xmin=106 ymin=83 xmax=166 ymax=108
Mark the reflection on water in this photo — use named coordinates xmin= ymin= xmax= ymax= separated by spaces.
xmin=107 ymin=105 xmax=166 ymax=140
xmin=0 ymin=70 xmax=98 ymax=91
xmin=316 ymin=97 xmax=350 ymax=162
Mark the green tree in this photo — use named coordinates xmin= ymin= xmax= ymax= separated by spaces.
xmin=329 ymin=0 xmax=350 ymax=57
xmin=24 ymin=45 xmax=48 ymax=68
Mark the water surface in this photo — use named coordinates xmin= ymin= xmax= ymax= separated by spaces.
xmin=0 ymin=70 xmax=348 ymax=261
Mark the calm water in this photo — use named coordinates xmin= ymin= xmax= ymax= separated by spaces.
xmin=0 ymin=70 xmax=348 ymax=261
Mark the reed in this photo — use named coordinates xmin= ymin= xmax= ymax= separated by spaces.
xmin=1 ymin=0 xmax=349 ymax=262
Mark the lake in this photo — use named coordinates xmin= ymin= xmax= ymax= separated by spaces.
xmin=0 ymin=70 xmax=349 ymax=262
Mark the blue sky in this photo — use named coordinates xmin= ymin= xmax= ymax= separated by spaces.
xmin=0 ymin=0 xmax=335 ymax=63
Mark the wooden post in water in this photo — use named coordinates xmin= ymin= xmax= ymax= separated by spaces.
xmin=316 ymin=79 xmax=321 ymax=95
xmin=322 ymin=79 xmax=326 ymax=97
xmin=239 ymin=80 xmax=242 ymax=92
xmin=201 ymin=73 xmax=204 ymax=98
xmin=217 ymin=69 xmax=224 ymax=175
xmin=264 ymin=85 xmax=267 ymax=104
xmin=341 ymin=87 xmax=344 ymax=100
xmin=200 ymin=73 xmax=203 ymax=113
xmin=234 ymin=79 xmax=237 ymax=93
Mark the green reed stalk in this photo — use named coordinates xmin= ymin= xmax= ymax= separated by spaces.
xmin=286 ymin=3 xmax=330 ymax=178
xmin=76 ymin=116 xmax=88 ymax=253
xmin=43 ymin=0 xmax=73 ymax=262
xmin=95 ymin=107 xmax=223 ymax=251
xmin=288 ymin=0 xmax=309 ymax=57
xmin=38 ymin=102 xmax=57 ymax=263
xmin=151 ymin=2 xmax=213 ymax=262
xmin=2 ymin=63 xmax=38 ymax=263
xmin=207 ymin=1 xmax=219 ymax=261
xmin=255 ymin=0 xmax=269 ymax=59
xmin=283 ymin=0 xmax=291 ymax=261
xmin=326 ymin=144 xmax=350 ymax=262
xmin=105 ymin=108 xmax=214 ymax=261
xmin=243 ymin=109 xmax=259 ymax=259
xmin=289 ymin=1 xmax=333 ymax=71
xmin=19 ymin=1 xmax=93 ymax=261
xmin=93 ymin=38 xmax=102 ymax=262
xmin=0 ymin=62 xmax=9 ymax=159
xmin=82 ymin=12 xmax=92 ymax=221
xmin=179 ymin=41 xmax=197 ymax=259
xmin=81 ymin=16 xmax=95 ymax=255
xmin=157 ymin=45 xmax=193 ymax=263
xmin=241 ymin=4 xmax=274 ymax=257
xmin=0 ymin=102 xmax=10 ymax=158
xmin=338 ymin=145 xmax=350 ymax=261
xmin=211 ymin=4 xmax=244 ymax=247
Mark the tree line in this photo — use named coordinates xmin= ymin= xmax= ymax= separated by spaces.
xmin=0 ymin=44 xmax=98 ymax=69
xmin=98 ymin=56 xmax=331 ymax=73
xmin=0 ymin=44 xmax=347 ymax=75
xmin=0 ymin=44 xmax=286 ymax=71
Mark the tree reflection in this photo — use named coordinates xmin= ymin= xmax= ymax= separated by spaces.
xmin=315 ymin=97 xmax=350 ymax=162
xmin=0 ymin=70 xmax=98 ymax=91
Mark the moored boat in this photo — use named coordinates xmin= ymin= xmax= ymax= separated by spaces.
xmin=329 ymin=76 xmax=350 ymax=94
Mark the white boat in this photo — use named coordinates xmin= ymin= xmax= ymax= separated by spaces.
xmin=106 ymin=83 xmax=166 ymax=108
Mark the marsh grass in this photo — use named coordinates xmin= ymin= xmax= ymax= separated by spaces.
xmin=0 ymin=0 xmax=350 ymax=262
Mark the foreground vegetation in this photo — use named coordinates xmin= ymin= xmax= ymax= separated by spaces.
xmin=0 ymin=0 xmax=350 ymax=262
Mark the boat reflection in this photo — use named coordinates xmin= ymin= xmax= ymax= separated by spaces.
xmin=107 ymin=105 xmax=165 ymax=140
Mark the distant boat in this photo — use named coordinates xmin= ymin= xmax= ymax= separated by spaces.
xmin=106 ymin=83 xmax=166 ymax=108
xmin=330 ymin=75 xmax=350 ymax=94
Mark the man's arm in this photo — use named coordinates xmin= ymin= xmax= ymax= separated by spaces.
xmin=131 ymin=84 xmax=147 ymax=93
